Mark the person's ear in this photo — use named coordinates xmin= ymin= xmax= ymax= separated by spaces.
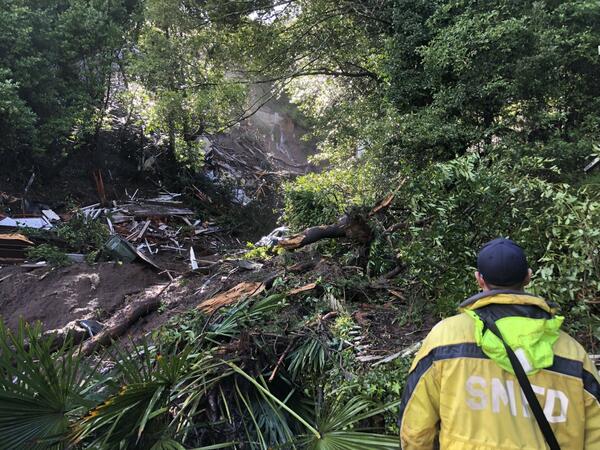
xmin=523 ymin=268 xmax=533 ymax=286
xmin=475 ymin=271 xmax=486 ymax=289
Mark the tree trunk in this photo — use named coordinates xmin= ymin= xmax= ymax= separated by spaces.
xmin=78 ymin=282 xmax=173 ymax=356
xmin=279 ymin=213 xmax=373 ymax=250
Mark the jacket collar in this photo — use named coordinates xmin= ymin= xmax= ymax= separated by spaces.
xmin=459 ymin=289 xmax=557 ymax=313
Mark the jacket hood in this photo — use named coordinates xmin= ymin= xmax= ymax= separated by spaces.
xmin=459 ymin=289 xmax=557 ymax=314
xmin=460 ymin=290 xmax=563 ymax=375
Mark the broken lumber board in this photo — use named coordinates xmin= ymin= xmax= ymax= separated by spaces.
xmin=198 ymin=281 xmax=264 ymax=314
xmin=372 ymin=341 xmax=422 ymax=367
xmin=119 ymin=203 xmax=193 ymax=217
xmin=288 ymin=282 xmax=318 ymax=296
xmin=135 ymin=220 xmax=151 ymax=241
xmin=189 ymin=247 xmax=198 ymax=270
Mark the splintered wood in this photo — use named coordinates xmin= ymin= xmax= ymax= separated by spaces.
xmin=198 ymin=281 xmax=265 ymax=313
xmin=369 ymin=192 xmax=395 ymax=216
xmin=287 ymin=282 xmax=317 ymax=295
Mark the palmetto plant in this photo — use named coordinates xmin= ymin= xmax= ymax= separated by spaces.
xmin=0 ymin=321 xmax=101 ymax=450
xmin=230 ymin=363 xmax=400 ymax=450
xmin=71 ymin=341 xmax=235 ymax=449
xmin=298 ymin=396 xmax=401 ymax=450
xmin=0 ymin=289 xmax=402 ymax=449
xmin=287 ymin=335 xmax=327 ymax=381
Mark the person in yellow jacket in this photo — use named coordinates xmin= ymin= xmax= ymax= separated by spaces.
xmin=399 ymin=238 xmax=600 ymax=449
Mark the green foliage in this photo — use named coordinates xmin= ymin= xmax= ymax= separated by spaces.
xmin=243 ymin=242 xmax=284 ymax=260
xmin=385 ymin=151 xmax=600 ymax=321
xmin=55 ymin=214 xmax=110 ymax=254
xmin=0 ymin=0 xmax=253 ymax=175
xmin=330 ymin=314 xmax=356 ymax=341
xmin=0 ymin=321 xmax=101 ymax=449
xmin=327 ymin=358 xmax=411 ymax=436
xmin=126 ymin=0 xmax=247 ymax=163
xmin=383 ymin=0 xmax=600 ymax=171
xmin=72 ymin=342 xmax=230 ymax=449
xmin=283 ymin=169 xmax=375 ymax=230
xmin=0 ymin=0 xmax=139 ymax=164
xmin=26 ymin=244 xmax=71 ymax=267
xmin=24 ymin=212 xmax=110 ymax=261
xmin=287 ymin=334 xmax=328 ymax=380
xmin=297 ymin=394 xmax=401 ymax=450
xmin=0 ymin=69 xmax=35 ymax=154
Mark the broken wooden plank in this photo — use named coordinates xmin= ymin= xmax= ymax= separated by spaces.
xmin=42 ymin=209 xmax=61 ymax=222
xmin=198 ymin=281 xmax=265 ymax=314
xmin=106 ymin=217 xmax=114 ymax=234
xmin=0 ymin=274 xmax=13 ymax=283
xmin=120 ymin=203 xmax=193 ymax=217
xmin=136 ymin=220 xmax=151 ymax=241
xmin=288 ymin=282 xmax=318 ymax=296
xmin=230 ymin=260 xmax=263 ymax=271
xmin=387 ymin=289 xmax=406 ymax=300
xmin=81 ymin=203 xmax=101 ymax=211
xmin=372 ymin=341 xmax=422 ymax=367
xmin=190 ymin=246 xmax=198 ymax=271
xmin=110 ymin=214 xmax=133 ymax=224
xmin=584 ymin=156 xmax=600 ymax=173
xmin=356 ymin=355 xmax=385 ymax=363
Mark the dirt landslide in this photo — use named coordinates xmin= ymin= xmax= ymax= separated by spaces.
xmin=0 ymin=254 xmax=279 ymax=342
xmin=0 ymin=249 xmax=432 ymax=362
xmin=0 ymin=262 xmax=160 ymax=332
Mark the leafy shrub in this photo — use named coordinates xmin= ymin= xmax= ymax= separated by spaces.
xmin=385 ymin=151 xmax=600 ymax=334
xmin=283 ymin=168 xmax=375 ymax=230
xmin=56 ymin=213 xmax=110 ymax=253
xmin=326 ymin=356 xmax=411 ymax=435
xmin=26 ymin=243 xmax=71 ymax=267
xmin=23 ymin=211 xmax=110 ymax=266
xmin=243 ymin=242 xmax=284 ymax=260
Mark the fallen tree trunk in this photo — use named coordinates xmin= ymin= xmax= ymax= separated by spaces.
xmin=78 ymin=281 xmax=173 ymax=356
xmin=279 ymin=213 xmax=373 ymax=251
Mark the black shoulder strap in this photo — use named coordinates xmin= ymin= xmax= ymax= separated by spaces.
xmin=480 ymin=315 xmax=561 ymax=450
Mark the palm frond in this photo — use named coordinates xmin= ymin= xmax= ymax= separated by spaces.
xmin=71 ymin=340 xmax=216 ymax=449
xmin=0 ymin=320 xmax=100 ymax=449
xmin=286 ymin=335 xmax=327 ymax=380
xmin=296 ymin=396 xmax=402 ymax=450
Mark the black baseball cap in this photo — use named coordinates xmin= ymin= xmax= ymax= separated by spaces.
xmin=477 ymin=238 xmax=529 ymax=286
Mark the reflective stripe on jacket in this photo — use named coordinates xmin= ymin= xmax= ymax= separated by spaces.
xmin=399 ymin=291 xmax=600 ymax=449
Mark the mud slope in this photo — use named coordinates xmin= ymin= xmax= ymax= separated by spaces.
xmin=0 ymin=263 xmax=160 ymax=331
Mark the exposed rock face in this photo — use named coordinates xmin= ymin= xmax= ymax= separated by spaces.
xmin=238 ymin=88 xmax=316 ymax=170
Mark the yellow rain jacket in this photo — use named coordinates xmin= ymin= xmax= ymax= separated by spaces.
xmin=399 ymin=290 xmax=600 ymax=449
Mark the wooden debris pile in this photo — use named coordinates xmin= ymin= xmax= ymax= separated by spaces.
xmin=0 ymin=233 xmax=33 ymax=264
xmin=80 ymin=191 xmax=222 ymax=258
xmin=204 ymin=135 xmax=306 ymax=206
